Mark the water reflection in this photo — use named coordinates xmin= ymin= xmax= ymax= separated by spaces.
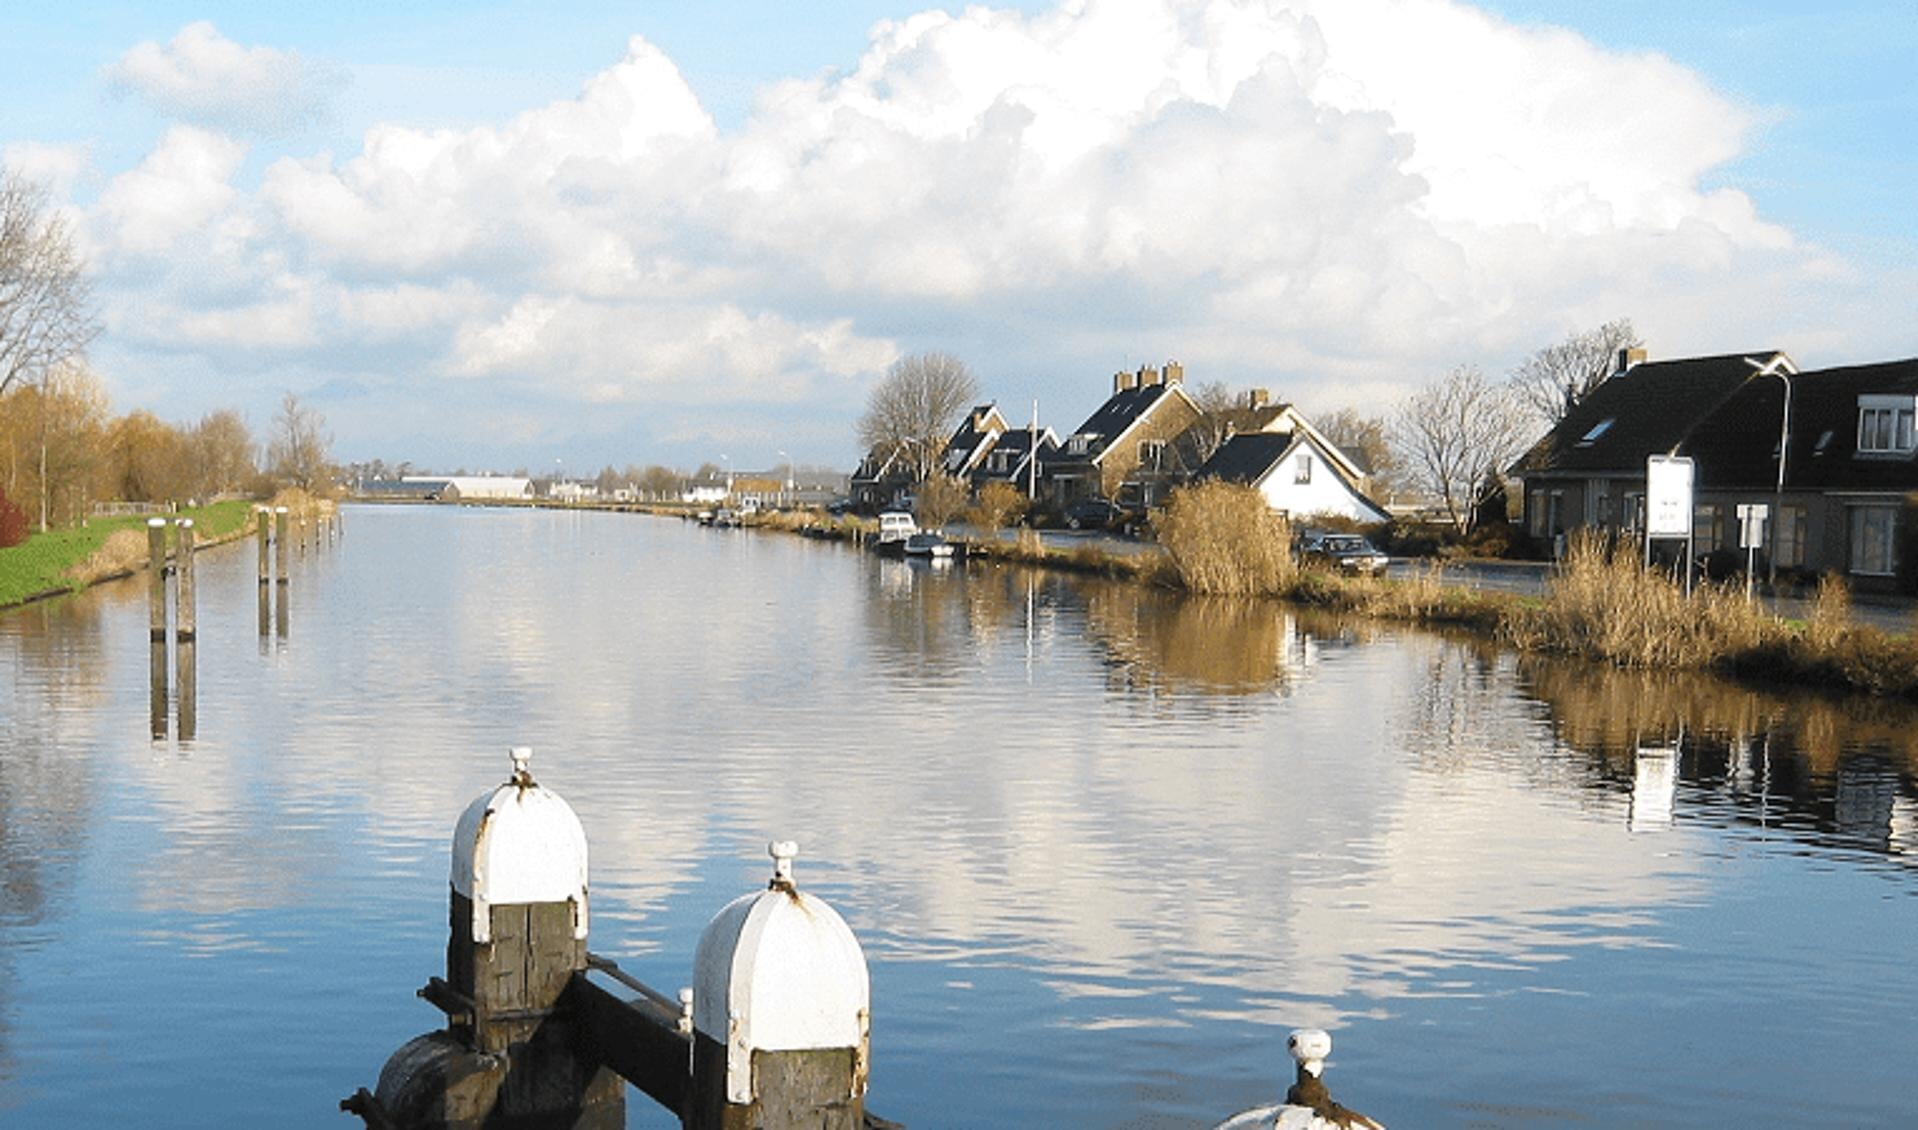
xmin=4 ymin=511 xmax=1918 ymax=1126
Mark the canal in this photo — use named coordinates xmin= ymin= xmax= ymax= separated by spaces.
xmin=2 ymin=504 xmax=1916 ymax=1127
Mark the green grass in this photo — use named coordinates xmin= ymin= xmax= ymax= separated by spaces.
xmin=0 ymin=500 xmax=255 ymax=608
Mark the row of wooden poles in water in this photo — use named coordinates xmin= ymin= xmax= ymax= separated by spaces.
xmin=146 ymin=505 xmax=342 ymax=740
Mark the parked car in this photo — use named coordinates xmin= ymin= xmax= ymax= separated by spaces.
xmin=1061 ymin=497 xmax=1131 ymax=531
xmin=1296 ymin=530 xmax=1389 ymax=577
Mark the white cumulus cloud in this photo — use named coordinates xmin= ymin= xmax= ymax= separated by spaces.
xmin=106 ymin=21 xmax=346 ymax=135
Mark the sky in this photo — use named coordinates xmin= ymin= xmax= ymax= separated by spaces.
xmin=2 ymin=1 xmax=1913 ymax=474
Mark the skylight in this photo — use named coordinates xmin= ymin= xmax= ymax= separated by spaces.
xmin=1575 ymin=418 xmax=1615 ymax=446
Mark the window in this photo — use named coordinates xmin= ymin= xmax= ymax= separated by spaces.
xmin=1576 ymin=418 xmax=1615 ymax=447
xmin=1776 ymin=504 xmax=1806 ymax=568
xmin=1693 ymin=503 xmax=1723 ymax=552
xmin=1140 ymin=440 xmax=1166 ymax=471
xmin=1067 ymin=434 xmax=1091 ymax=455
xmin=1295 ymin=453 xmax=1313 ymax=484
xmin=1528 ymin=490 xmax=1547 ymax=537
xmin=1623 ymin=491 xmax=1643 ymax=534
xmin=1849 ymin=505 xmax=1898 ymax=576
xmin=1856 ymin=396 xmax=1917 ymax=454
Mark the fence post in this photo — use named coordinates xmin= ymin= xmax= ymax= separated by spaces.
xmin=688 ymin=841 xmax=869 ymax=1130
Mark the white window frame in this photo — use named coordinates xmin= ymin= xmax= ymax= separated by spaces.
xmin=1295 ymin=452 xmax=1313 ymax=484
xmin=1856 ymin=395 xmax=1917 ymax=455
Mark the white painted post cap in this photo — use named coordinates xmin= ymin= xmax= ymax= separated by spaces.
xmin=1289 ymin=1029 xmax=1332 ymax=1075
xmin=449 ymin=747 xmax=590 ymax=944
xmin=692 ymin=839 xmax=870 ymax=1105
xmin=147 ymin=517 xmax=167 ymax=527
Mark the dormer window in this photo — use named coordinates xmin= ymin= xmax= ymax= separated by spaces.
xmin=1068 ymin=434 xmax=1092 ymax=455
xmin=1576 ymin=418 xmax=1615 ymax=447
xmin=1857 ymin=395 xmax=1916 ymax=454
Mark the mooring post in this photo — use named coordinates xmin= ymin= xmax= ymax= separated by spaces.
xmin=147 ymin=517 xmax=169 ymax=739
xmin=343 ymin=748 xmax=622 ymax=1129
xmin=275 ymin=506 xmax=290 ymax=586
xmin=1212 ymin=1029 xmax=1385 ymax=1130
xmin=688 ymin=841 xmax=870 ymax=1130
xmin=257 ymin=507 xmax=270 ymax=585
xmin=175 ymin=519 xmax=197 ymax=741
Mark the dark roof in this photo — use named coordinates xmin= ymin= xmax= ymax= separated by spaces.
xmin=1195 ymin=432 xmax=1299 ymax=484
xmin=1680 ymin=357 xmax=1918 ymax=491
xmin=1044 ymin=383 xmax=1182 ymax=465
xmin=970 ymin=427 xmax=1059 ymax=483
xmin=942 ymin=404 xmax=1005 ymax=471
xmin=1512 ymin=352 xmax=1783 ymax=476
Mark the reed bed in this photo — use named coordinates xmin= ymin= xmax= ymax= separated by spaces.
xmin=1153 ymin=482 xmax=1297 ymax=596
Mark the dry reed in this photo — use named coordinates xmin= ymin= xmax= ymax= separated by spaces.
xmin=1153 ymin=482 xmax=1296 ymax=596
xmin=64 ymin=529 xmax=149 ymax=586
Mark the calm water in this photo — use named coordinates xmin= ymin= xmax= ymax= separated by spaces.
xmin=3 ymin=505 xmax=1917 ymax=1127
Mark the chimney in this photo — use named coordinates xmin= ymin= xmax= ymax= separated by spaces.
xmin=1164 ymin=361 xmax=1184 ymax=385
xmin=1139 ymin=365 xmax=1160 ymax=387
xmin=1246 ymin=388 xmax=1269 ymax=409
xmin=1114 ymin=370 xmax=1135 ymax=394
xmin=1617 ymin=347 xmax=1648 ymax=374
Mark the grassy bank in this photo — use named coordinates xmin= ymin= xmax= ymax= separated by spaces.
xmin=751 ymin=492 xmax=1918 ymax=702
xmin=0 ymin=499 xmax=258 ymax=608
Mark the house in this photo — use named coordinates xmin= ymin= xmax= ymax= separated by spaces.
xmin=940 ymin=404 xmax=1011 ymax=479
xmin=1676 ymin=356 xmax=1918 ymax=587
xmin=357 ymin=478 xmax=448 ymax=501
xmin=1196 ymin=429 xmax=1390 ymax=524
xmin=1042 ymin=361 xmax=1205 ymax=508
xmin=849 ymin=446 xmax=913 ymax=512
xmin=1508 ymin=348 xmax=1792 ymax=544
xmin=968 ymin=425 xmax=1059 ymax=495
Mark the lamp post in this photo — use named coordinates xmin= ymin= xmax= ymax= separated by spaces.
xmin=720 ymin=453 xmax=732 ymax=499
xmin=1747 ymin=356 xmax=1796 ymax=587
xmin=777 ymin=449 xmax=792 ymax=508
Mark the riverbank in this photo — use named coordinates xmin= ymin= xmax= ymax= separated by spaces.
xmin=742 ymin=506 xmax=1918 ymax=702
xmin=1 ymin=498 xmax=261 ymax=610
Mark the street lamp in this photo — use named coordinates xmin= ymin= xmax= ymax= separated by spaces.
xmin=777 ymin=449 xmax=791 ymax=508
xmin=720 ymin=453 xmax=732 ymax=498
xmin=1746 ymin=355 xmax=1796 ymax=586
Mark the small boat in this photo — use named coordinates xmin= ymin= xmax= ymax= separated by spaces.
xmin=872 ymin=511 xmax=919 ymax=554
xmin=902 ymin=532 xmax=955 ymax=559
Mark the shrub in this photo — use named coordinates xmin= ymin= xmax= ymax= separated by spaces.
xmin=0 ymin=487 xmax=25 ymax=548
xmin=915 ymin=473 xmax=969 ymax=528
xmin=1153 ymin=481 xmax=1295 ymax=596
xmin=969 ymin=481 xmax=1028 ymax=532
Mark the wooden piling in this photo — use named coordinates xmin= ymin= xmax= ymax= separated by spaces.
xmin=256 ymin=508 xmax=270 ymax=585
xmin=275 ymin=507 xmax=290 ymax=586
xmin=148 ymin=518 xmax=168 ymax=740
xmin=147 ymin=518 xmax=168 ymax=645
xmin=175 ymin=519 xmax=196 ymax=741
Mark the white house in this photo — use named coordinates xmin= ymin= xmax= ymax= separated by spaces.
xmin=1196 ymin=430 xmax=1389 ymax=524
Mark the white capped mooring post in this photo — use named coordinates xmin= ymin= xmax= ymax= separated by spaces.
xmin=687 ymin=840 xmax=870 ymax=1130
xmin=147 ymin=517 xmax=169 ymax=740
xmin=347 ymin=748 xmax=621 ymax=1129
xmin=174 ymin=519 xmax=196 ymax=741
xmin=1213 ymin=1029 xmax=1385 ymax=1130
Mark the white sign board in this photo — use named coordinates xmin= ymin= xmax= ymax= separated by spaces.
xmin=1736 ymin=503 xmax=1769 ymax=550
xmin=1645 ymin=456 xmax=1694 ymax=537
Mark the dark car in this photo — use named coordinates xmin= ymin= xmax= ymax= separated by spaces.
xmin=1061 ymin=498 xmax=1129 ymax=531
xmin=1297 ymin=530 xmax=1390 ymax=577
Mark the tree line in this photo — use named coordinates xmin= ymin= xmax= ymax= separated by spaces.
xmin=1 ymin=170 xmax=334 ymax=543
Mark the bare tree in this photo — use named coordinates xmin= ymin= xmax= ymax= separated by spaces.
xmin=1182 ymin=380 xmax=1239 ymax=466
xmin=1315 ymin=407 xmax=1405 ymax=499
xmin=0 ymin=171 xmax=97 ymax=397
xmin=1508 ymin=318 xmax=1640 ymax=427
xmin=267 ymin=392 xmax=334 ymax=492
xmin=914 ymin=472 xmax=970 ymax=528
xmin=187 ymin=409 xmax=255 ymax=498
xmin=855 ymin=351 xmax=981 ymax=483
xmin=1394 ymin=365 xmax=1531 ymax=534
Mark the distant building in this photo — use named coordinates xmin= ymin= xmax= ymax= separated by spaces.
xmin=403 ymin=475 xmax=534 ymax=501
xmin=1196 ymin=429 xmax=1389 ymax=524
xmin=1042 ymin=361 xmax=1205 ymax=508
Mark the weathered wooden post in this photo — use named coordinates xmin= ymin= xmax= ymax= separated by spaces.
xmin=175 ymin=518 xmax=197 ymax=741
xmin=688 ymin=841 xmax=870 ymax=1130
xmin=275 ymin=506 xmax=290 ymax=586
xmin=257 ymin=507 xmax=271 ymax=584
xmin=147 ymin=517 xmax=169 ymax=740
xmin=343 ymin=748 xmax=622 ymax=1128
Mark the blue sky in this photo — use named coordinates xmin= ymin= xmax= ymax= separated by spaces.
xmin=3 ymin=2 xmax=1913 ymax=473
